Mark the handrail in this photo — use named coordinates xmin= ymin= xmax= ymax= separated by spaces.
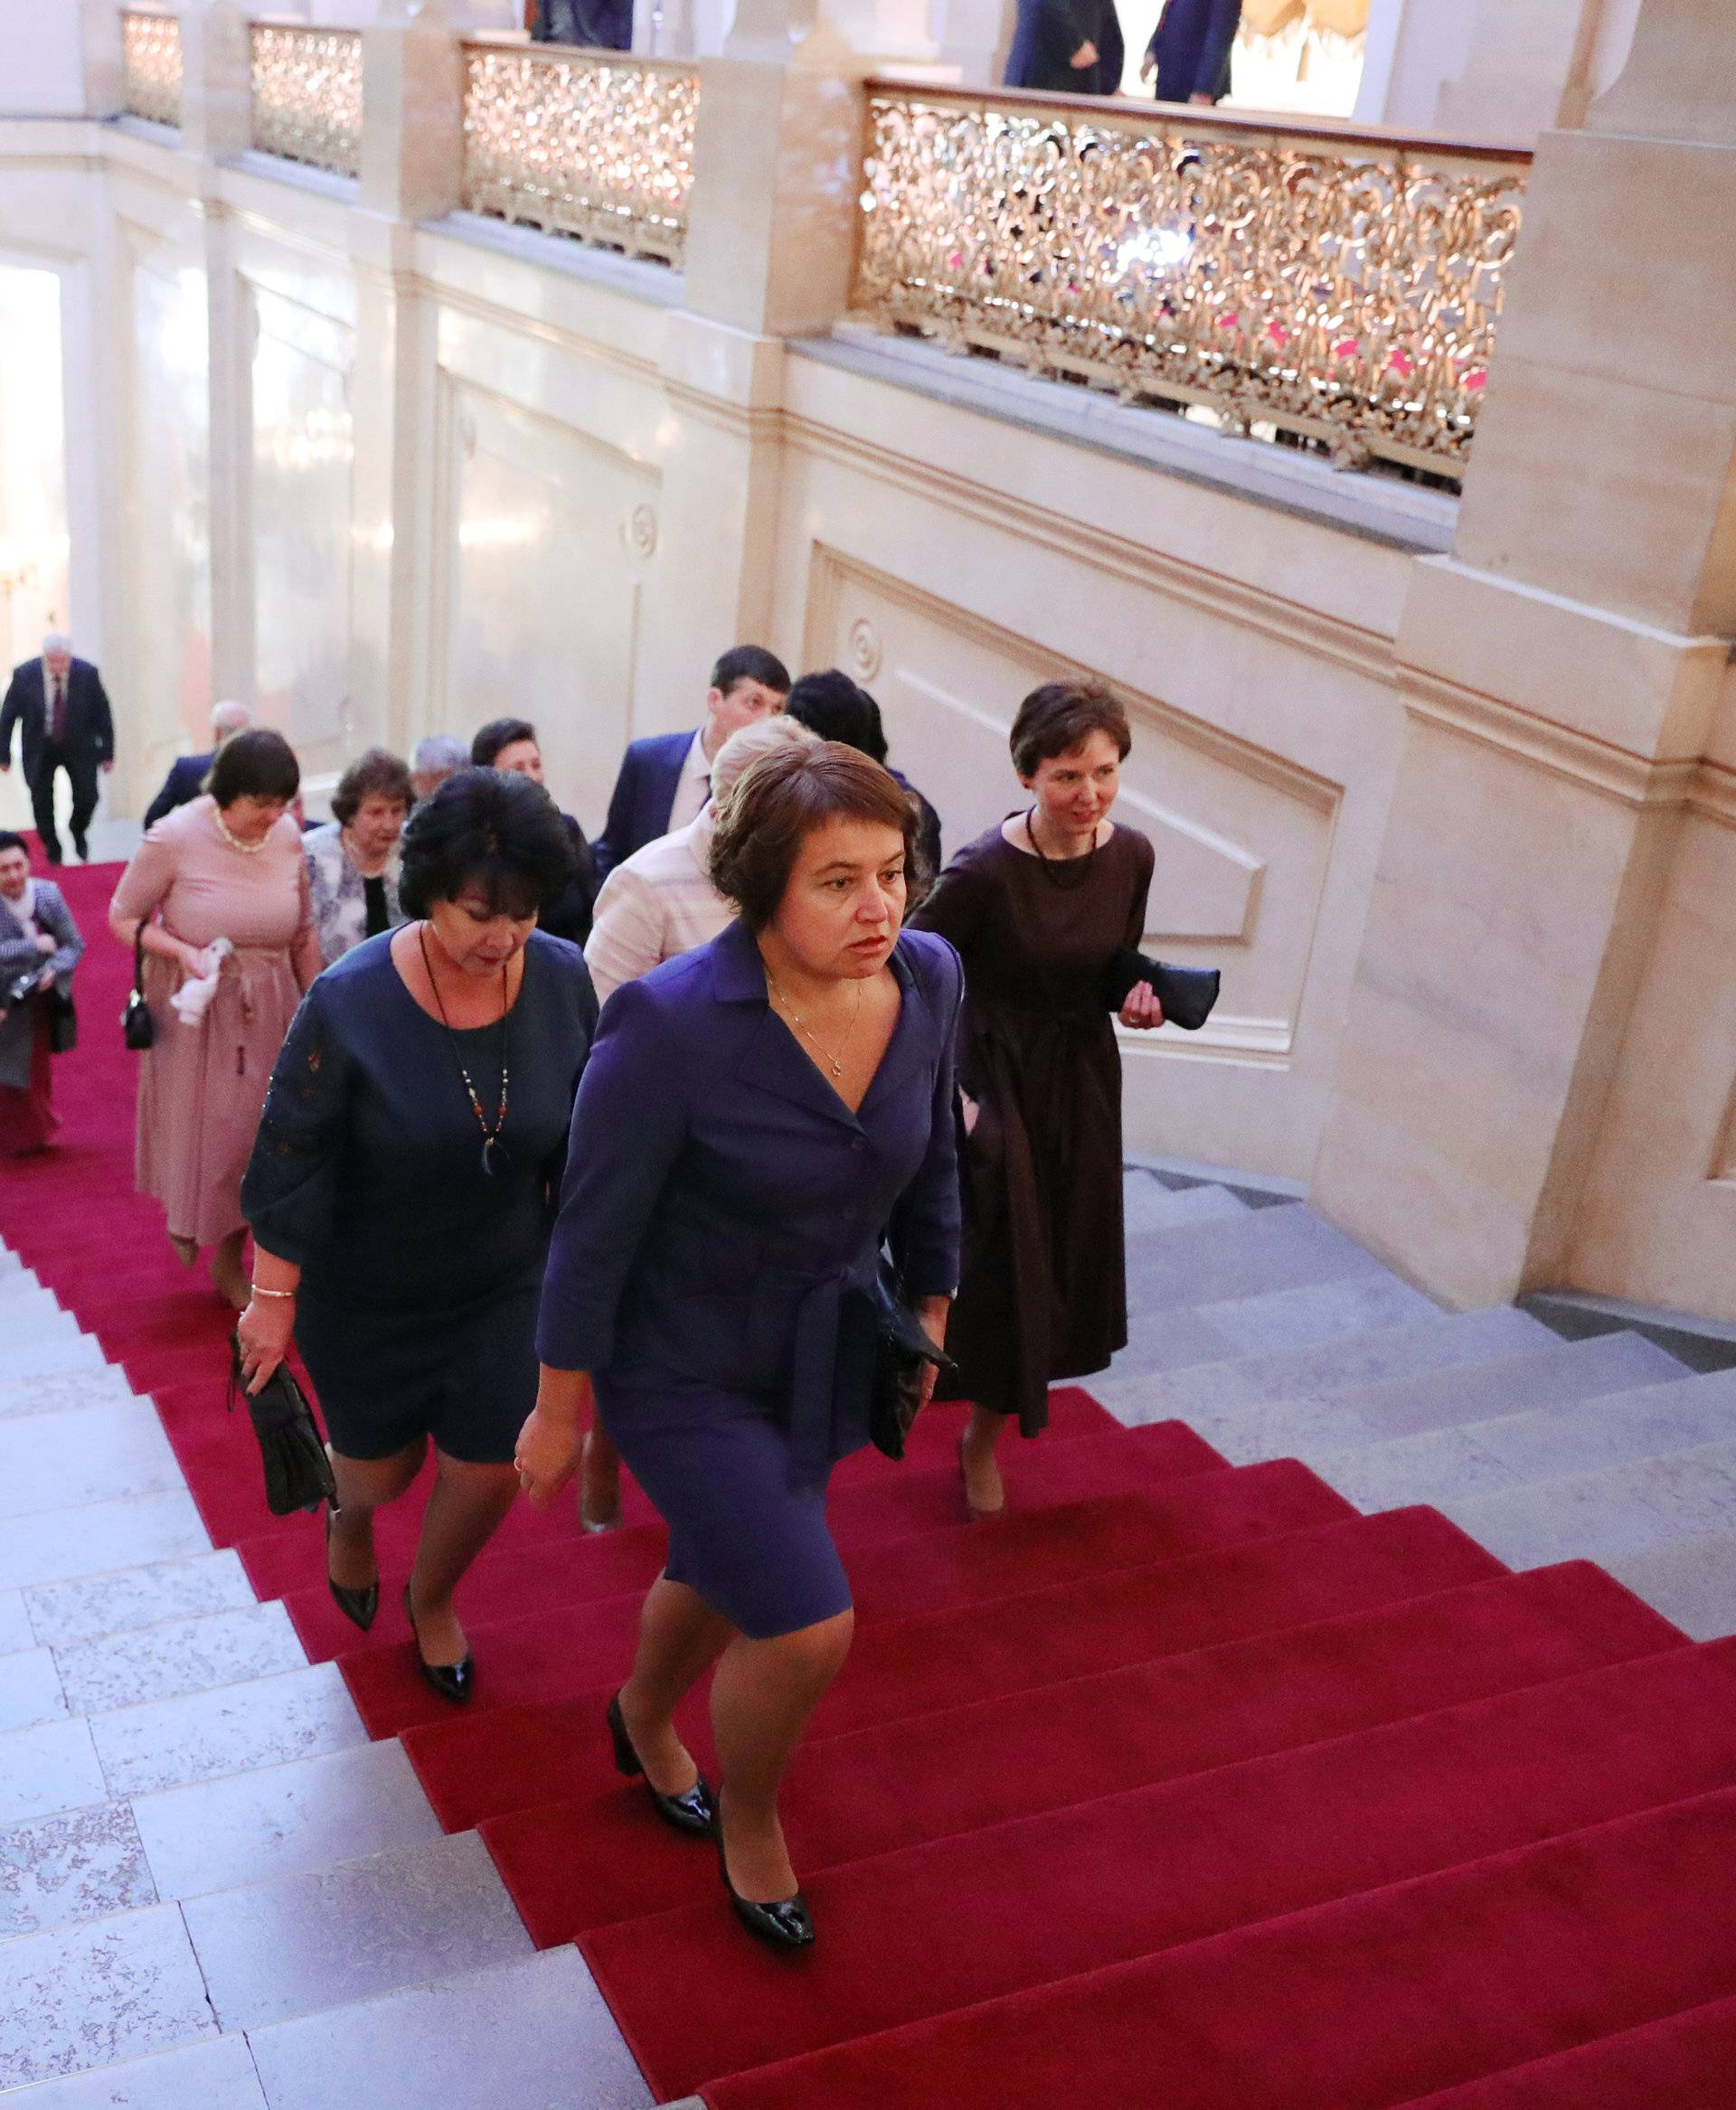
xmin=119 ymin=8 xmax=184 ymax=130
xmin=852 ymin=83 xmax=1530 ymax=479
xmin=250 ymin=23 xmax=363 ymax=179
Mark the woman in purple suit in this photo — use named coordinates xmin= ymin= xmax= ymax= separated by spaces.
xmin=516 ymin=743 xmax=960 ymax=1952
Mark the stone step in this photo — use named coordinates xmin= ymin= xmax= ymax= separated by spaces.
xmin=0 ymin=1365 xmax=141 ymax=1421
xmin=1121 ymin=1174 xmax=1250 ymax=1239
xmin=53 ymin=1601 xmax=305 ymax=1716
xmin=0 ymin=1646 xmax=67 ymax=1735
xmin=0 ymin=2033 xmax=269 ymax=2108
xmin=1440 ymin=1436 xmax=1736 ymax=1569
xmin=1109 ymin=1268 xmax=1439 ymax=1380
xmin=1125 ymin=1203 xmax=1392 ymax=1313
xmin=0 ymin=1799 xmax=156 ymax=1945
xmin=0 ymin=1492 xmax=210 ymax=1593
xmin=1097 ymin=1305 xmax=1552 ymax=1425
xmin=1186 ymin=1330 xmax=1689 ymax=1465
xmin=24 ymin=1550 xmax=257 ymax=1650
xmin=88 ymin=1661 xmax=373 ymax=1800
xmin=1601 ymin=1529 xmax=1736 ymax=1644
xmin=130 ymin=1739 xmax=444 ymax=1903
xmin=0 ymin=1332 xmax=107 ymax=1386
xmin=1308 ymin=1367 xmax=1736 ymax=1513
xmin=0 ymin=1399 xmax=184 ymax=1522
xmin=0 ymin=1588 xmax=33 ymax=1654
xmin=0 ymin=1719 xmax=111 ymax=1830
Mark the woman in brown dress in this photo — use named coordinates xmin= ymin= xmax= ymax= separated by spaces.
xmin=910 ymin=680 xmax=1163 ymax=1517
xmin=109 ymin=730 xmax=321 ymax=1307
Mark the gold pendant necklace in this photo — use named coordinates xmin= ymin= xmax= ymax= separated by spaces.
xmin=764 ymin=967 xmax=863 ymax=1081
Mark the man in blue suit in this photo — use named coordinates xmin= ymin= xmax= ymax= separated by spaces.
xmin=0 ymin=633 xmax=115 ymax=864
xmin=142 ymin=701 xmax=253 ymax=829
xmin=1140 ymin=0 xmax=1241 ymax=103
xmin=593 ymin=645 xmax=790 ymax=880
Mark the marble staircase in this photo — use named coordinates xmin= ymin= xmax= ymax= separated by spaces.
xmin=3 ymin=1178 xmax=1734 ymax=2104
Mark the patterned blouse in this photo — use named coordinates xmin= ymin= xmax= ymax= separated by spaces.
xmin=304 ymin=821 xmax=405 ymax=969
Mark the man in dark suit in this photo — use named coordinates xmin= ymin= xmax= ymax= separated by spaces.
xmin=0 ymin=633 xmax=116 ymax=864
xmin=1141 ymin=0 xmax=1242 ymax=103
xmin=592 ymin=644 xmax=790 ymax=880
xmin=1005 ymin=0 xmax=1123 ymax=92
xmin=142 ymin=700 xmax=253 ymax=829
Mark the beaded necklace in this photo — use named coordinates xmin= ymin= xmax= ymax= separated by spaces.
xmin=418 ymin=924 xmax=512 ymax=1175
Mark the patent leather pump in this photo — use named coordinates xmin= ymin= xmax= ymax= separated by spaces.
xmin=607 ymin=1692 xmax=715 ymax=1835
xmin=324 ymin=1507 xmax=378 ymax=1632
xmin=403 ymin=1584 xmax=473 ymax=1705
xmin=714 ymin=1798 xmax=815 ymax=1951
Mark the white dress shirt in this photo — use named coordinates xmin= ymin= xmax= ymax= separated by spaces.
xmin=665 ymin=729 xmax=712 ymax=835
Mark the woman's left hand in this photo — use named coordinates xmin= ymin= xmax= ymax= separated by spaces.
xmin=235 ymin=1295 xmax=296 ymax=1396
xmin=514 ymin=1401 xmax=586 ymax=1508
xmin=1118 ymin=979 xmax=1165 ymax=1031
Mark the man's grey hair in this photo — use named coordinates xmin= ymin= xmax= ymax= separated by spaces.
xmin=211 ymin=700 xmax=252 ymax=738
xmin=711 ymin=713 xmax=818 ymax=805
xmin=411 ymin=734 xmax=469 ymax=780
xmin=42 ymin=632 xmax=71 ymax=656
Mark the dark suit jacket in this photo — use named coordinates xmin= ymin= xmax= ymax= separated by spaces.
xmin=593 ymin=729 xmax=695 ymax=880
xmin=542 ymin=812 xmax=600 ymax=947
xmin=1006 ymin=0 xmax=1120 ymax=91
xmin=1146 ymin=0 xmax=1241 ymax=101
xmin=143 ymin=751 xmax=214 ymax=830
xmin=0 ymin=658 xmax=116 ymax=782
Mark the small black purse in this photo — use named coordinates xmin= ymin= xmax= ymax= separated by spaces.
xmin=122 ymin=925 xmax=155 ymax=1051
xmin=1102 ymin=947 xmax=1222 ymax=1032
xmin=868 ymin=1263 xmax=956 ymax=1463
xmin=227 ymin=1334 xmax=336 ymax=1517
xmin=47 ymin=984 xmax=77 ymax=1055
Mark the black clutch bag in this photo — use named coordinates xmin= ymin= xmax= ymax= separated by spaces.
xmin=228 ymin=1334 xmax=336 ymax=1517
xmin=1102 ymin=947 xmax=1222 ymax=1032
xmin=48 ymin=985 xmax=77 ymax=1055
xmin=869 ymin=1264 xmax=956 ymax=1463
xmin=122 ymin=925 xmax=155 ymax=1051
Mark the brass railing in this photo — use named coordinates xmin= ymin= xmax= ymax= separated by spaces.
xmin=120 ymin=8 xmax=183 ymax=129
xmin=854 ymin=86 xmax=1530 ymax=478
xmin=250 ymin=24 xmax=363 ymax=178
xmin=460 ymin=42 xmax=699 ymax=268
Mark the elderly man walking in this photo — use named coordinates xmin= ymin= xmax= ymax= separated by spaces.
xmin=142 ymin=700 xmax=252 ymax=828
xmin=0 ymin=632 xmax=116 ymax=863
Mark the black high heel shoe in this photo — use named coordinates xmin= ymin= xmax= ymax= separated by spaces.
xmin=403 ymin=1584 xmax=473 ymax=1705
xmin=607 ymin=1691 xmax=715 ymax=1835
xmin=714 ymin=1793 xmax=815 ymax=1951
xmin=324 ymin=1507 xmax=378 ymax=1632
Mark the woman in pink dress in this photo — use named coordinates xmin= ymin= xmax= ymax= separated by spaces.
xmin=109 ymin=730 xmax=321 ymax=1306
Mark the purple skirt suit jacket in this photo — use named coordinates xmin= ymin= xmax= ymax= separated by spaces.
xmin=536 ymin=916 xmax=963 ymax=1637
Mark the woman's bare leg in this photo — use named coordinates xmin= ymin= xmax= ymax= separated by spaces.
xmin=618 ymin=1576 xmax=734 ymax=1795
xmin=959 ymin=1403 xmax=1006 ymax=1514
xmin=209 ymin=1229 xmax=250 ymax=1309
xmin=407 ymin=1450 xmax=521 ymax=1666
xmin=327 ymin=1439 xmax=426 ymax=1591
xmin=711 ymin=1609 xmax=855 ymax=1902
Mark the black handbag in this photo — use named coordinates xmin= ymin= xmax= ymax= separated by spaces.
xmin=1102 ymin=947 xmax=1222 ymax=1032
xmin=868 ymin=1263 xmax=956 ymax=1463
xmin=227 ymin=1333 xmax=336 ymax=1517
xmin=122 ymin=924 xmax=155 ymax=1050
xmin=47 ymin=984 xmax=77 ymax=1055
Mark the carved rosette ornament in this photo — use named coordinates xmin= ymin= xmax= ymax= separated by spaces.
xmin=627 ymin=503 xmax=658 ymax=557
xmin=853 ymin=90 xmax=1528 ymax=480
xmin=846 ymin=618 xmax=883 ymax=683
xmin=120 ymin=11 xmax=183 ymax=129
xmin=250 ymin=26 xmax=364 ymax=179
xmin=460 ymin=46 xmax=700 ymax=268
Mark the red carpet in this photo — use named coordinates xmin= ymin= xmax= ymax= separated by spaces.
xmin=10 ymin=852 xmax=1736 ymax=2110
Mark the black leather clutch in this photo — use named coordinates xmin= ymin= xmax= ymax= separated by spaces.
xmin=1102 ymin=947 xmax=1222 ymax=1032
xmin=868 ymin=1264 xmax=955 ymax=1463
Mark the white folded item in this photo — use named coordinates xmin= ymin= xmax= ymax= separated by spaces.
xmin=171 ymin=937 xmax=233 ymax=1024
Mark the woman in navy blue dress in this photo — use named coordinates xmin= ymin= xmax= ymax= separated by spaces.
xmin=238 ymin=773 xmax=598 ymax=1704
xmin=517 ymin=742 xmax=960 ymax=1951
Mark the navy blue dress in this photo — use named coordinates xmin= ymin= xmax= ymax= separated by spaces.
xmin=242 ymin=931 xmax=599 ymax=1465
xmin=536 ymin=918 xmax=962 ymax=1638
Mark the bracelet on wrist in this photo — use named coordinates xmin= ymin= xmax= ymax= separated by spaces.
xmin=250 ymin=1284 xmax=297 ymax=1301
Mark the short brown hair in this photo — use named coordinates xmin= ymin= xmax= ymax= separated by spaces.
xmin=331 ymin=747 xmax=413 ymax=826
xmin=1009 ymin=679 xmax=1132 ymax=778
xmin=708 ymin=740 xmax=926 ymax=931
xmin=206 ymin=729 xmax=299 ymax=808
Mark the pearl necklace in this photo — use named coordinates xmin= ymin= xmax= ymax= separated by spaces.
xmin=212 ymin=806 xmax=270 ymax=856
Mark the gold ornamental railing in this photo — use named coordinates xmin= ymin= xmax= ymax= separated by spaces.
xmin=250 ymin=24 xmax=363 ymax=178
xmin=120 ymin=8 xmax=183 ymax=129
xmin=460 ymin=43 xmax=700 ymax=268
xmin=854 ymin=86 xmax=1531 ymax=479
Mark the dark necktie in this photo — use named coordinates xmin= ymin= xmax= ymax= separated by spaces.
xmin=50 ymin=675 xmax=65 ymax=745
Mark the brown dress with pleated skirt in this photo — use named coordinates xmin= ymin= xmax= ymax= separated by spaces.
xmin=910 ymin=819 xmax=1155 ymax=1435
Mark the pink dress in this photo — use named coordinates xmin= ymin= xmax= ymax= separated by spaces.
xmin=112 ymin=797 xmax=320 ymax=1247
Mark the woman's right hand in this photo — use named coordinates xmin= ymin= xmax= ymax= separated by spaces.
xmin=235 ymin=1294 xmax=296 ymax=1395
xmin=514 ymin=1406 xmax=585 ymax=1508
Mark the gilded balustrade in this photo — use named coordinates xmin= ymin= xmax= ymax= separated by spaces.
xmin=854 ymin=86 xmax=1530 ymax=478
xmin=250 ymin=24 xmax=363 ymax=178
xmin=460 ymin=44 xmax=699 ymax=268
xmin=120 ymin=9 xmax=183 ymax=129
